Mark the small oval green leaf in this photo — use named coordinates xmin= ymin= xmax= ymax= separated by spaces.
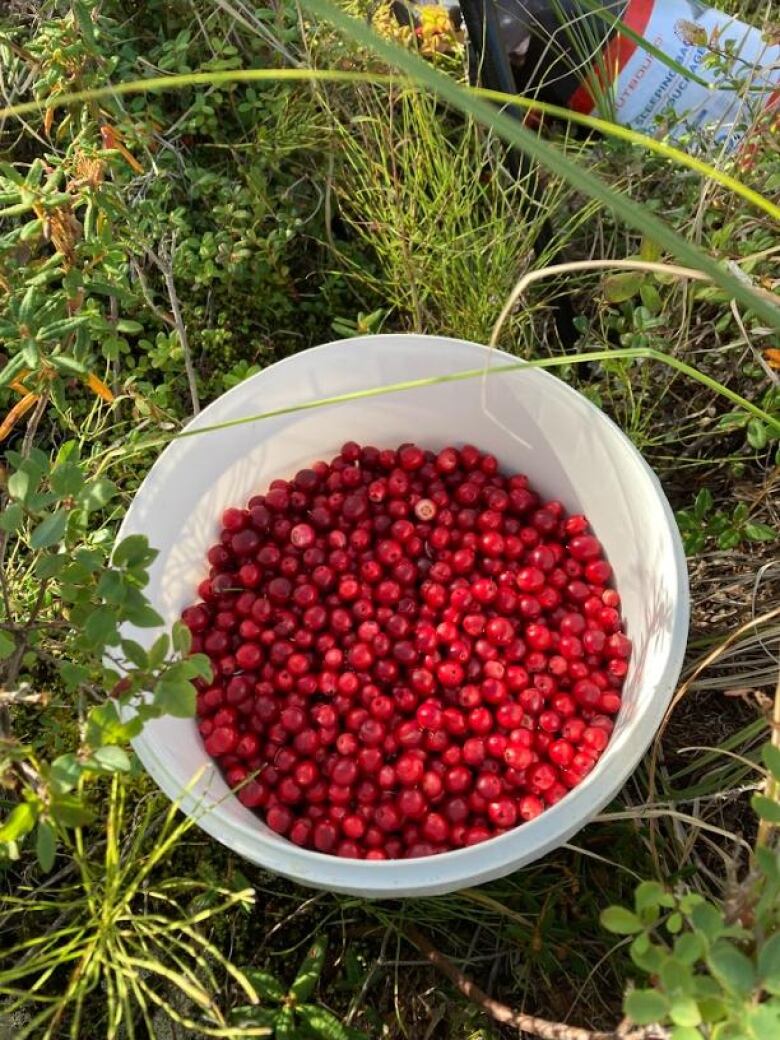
xmin=669 ymin=995 xmax=701 ymax=1028
xmin=0 ymin=631 xmax=15 ymax=660
xmin=90 ymin=746 xmax=132 ymax=773
xmin=603 ymin=271 xmax=644 ymax=303
xmin=674 ymin=933 xmax=705 ymax=966
xmin=746 ymin=419 xmax=768 ymax=450
xmin=30 ymin=510 xmax=67 ymax=549
xmin=758 ymin=933 xmax=780 ymax=994
xmin=707 ymin=941 xmax=756 ymax=995
xmin=670 ymin=1028 xmax=703 ymax=1040
xmin=752 ymin=795 xmax=780 ymax=824
xmin=763 ymin=745 xmax=780 ymax=782
xmin=601 ymin=906 xmax=644 ymax=934
xmin=625 ymin=989 xmax=668 ymax=1025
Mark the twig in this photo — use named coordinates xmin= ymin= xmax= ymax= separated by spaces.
xmin=146 ymin=238 xmax=200 ymax=415
xmin=730 ymin=298 xmax=779 ymax=386
xmin=406 ymin=925 xmax=668 ymax=1040
xmin=130 ymin=257 xmax=175 ymax=330
xmin=20 ymin=390 xmax=49 ymax=456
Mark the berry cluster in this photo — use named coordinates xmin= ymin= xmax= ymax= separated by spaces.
xmin=184 ymin=442 xmax=630 ymax=859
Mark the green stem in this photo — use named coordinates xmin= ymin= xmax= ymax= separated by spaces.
xmin=99 ymin=348 xmax=779 ymax=468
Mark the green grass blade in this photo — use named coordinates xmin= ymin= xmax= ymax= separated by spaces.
xmin=170 ymin=349 xmax=780 ymax=440
xmin=0 ymin=68 xmax=392 ymax=122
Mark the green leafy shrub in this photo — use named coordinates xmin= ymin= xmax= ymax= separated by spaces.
xmin=0 ymin=444 xmax=211 ymax=866
xmin=603 ymin=745 xmax=780 ymax=1040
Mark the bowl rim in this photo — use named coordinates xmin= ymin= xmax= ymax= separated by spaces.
xmin=121 ymin=333 xmax=690 ymax=895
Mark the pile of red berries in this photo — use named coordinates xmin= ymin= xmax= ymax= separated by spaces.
xmin=183 ymin=442 xmax=630 ymax=860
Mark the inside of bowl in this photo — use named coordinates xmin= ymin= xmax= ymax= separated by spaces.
xmin=118 ymin=334 xmax=687 ymax=892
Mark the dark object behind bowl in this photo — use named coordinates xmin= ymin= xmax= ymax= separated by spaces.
xmin=392 ymin=0 xmax=627 ymax=107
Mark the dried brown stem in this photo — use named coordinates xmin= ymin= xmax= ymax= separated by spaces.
xmin=406 ymin=925 xmax=668 ymax=1040
xmin=20 ymin=389 xmax=49 ymax=456
xmin=146 ymin=239 xmax=200 ymax=415
xmin=131 ymin=257 xmax=175 ymax=330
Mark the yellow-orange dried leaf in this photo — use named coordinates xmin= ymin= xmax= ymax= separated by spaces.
xmin=764 ymin=348 xmax=780 ymax=371
xmin=70 ymin=152 xmax=105 ymax=189
xmin=115 ymin=142 xmax=144 ymax=174
xmin=46 ymin=207 xmax=81 ymax=266
xmin=0 ymin=393 xmax=39 ymax=442
xmin=100 ymin=124 xmax=143 ymax=173
xmin=99 ymin=125 xmax=117 ymax=150
xmin=86 ymin=372 xmax=115 ymax=402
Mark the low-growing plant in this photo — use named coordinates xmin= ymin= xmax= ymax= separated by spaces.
xmin=0 ymin=774 xmax=262 ymax=1040
xmin=232 ymin=936 xmax=369 ymax=1040
xmin=717 ymin=386 xmax=780 ymax=463
xmin=330 ymin=84 xmax=595 ymax=346
xmin=602 ymin=745 xmax=780 ymax=1040
xmin=1 ymin=1 xmax=779 ymax=1038
xmin=676 ymin=489 xmax=775 ymax=555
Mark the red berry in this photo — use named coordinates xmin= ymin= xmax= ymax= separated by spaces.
xmin=313 ymin=820 xmax=338 ymax=852
xmin=444 ymin=765 xmax=471 ymax=793
xmin=517 ymin=567 xmax=545 ymax=593
xmin=488 ymin=798 xmax=517 ymax=827
xmin=548 ymin=739 xmax=574 ymax=767
xmin=436 ymin=661 xmax=464 ymax=688
xmin=518 ymin=795 xmax=544 ymax=821
xmin=568 ymin=535 xmax=602 ymax=561
xmin=266 ymin=806 xmax=293 ymax=835
xmin=204 ymin=726 xmax=238 ymax=756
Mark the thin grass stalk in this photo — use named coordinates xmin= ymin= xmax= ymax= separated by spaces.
xmin=131 ymin=921 xmax=244 ymax=996
xmin=113 ymin=932 xmax=155 ymax=1040
xmin=475 ymin=84 xmax=780 ymax=221
xmin=0 ymin=67 xmax=774 ymax=220
xmin=131 ymin=349 xmax=780 ymax=446
xmin=593 ymin=808 xmax=752 ymax=853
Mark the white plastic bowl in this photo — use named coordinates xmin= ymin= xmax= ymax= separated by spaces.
xmin=118 ymin=334 xmax=689 ymax=897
